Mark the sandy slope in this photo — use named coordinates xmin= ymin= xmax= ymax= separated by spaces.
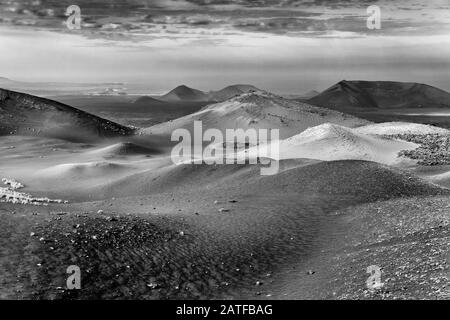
xmin=269 ymin=195 xmax=449 ymax=300
xmin=141 ymin=91 xmax=370 ymax=139
xmin=0 ymin=159 xmax=447 ymax=299
xmin=85 ymin=142 xmax=160 ymax=158
xmin=238 ymin=123 xmax=417 ymax=165
xmin=354 ymin=122 xmax=450 ymax=135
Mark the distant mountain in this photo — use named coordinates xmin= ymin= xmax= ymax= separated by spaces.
xmin=141 ymin=91 xmax=369 ymax=139
xmin=208 ymin=84 xmax=261 ymax=101
xmin=133 ymin=96 xmax=164 ymax=104
xmin=0 ymin=88 xmax=133 ymax=142
xmin=308 ymin=80 xmax=450 ymax=110
xmin=157 ymin=84 xmax=262 ymax=102
xmin=158 ymin=85 xmax=209 ymax=102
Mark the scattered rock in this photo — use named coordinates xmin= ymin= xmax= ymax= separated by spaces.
xmin=147 ymin=283 xmax=159 ymax=289
xmin=1 ymin=178 xmax=68 ymax=206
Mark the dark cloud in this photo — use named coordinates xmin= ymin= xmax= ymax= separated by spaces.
xmin=0 ymin=0 xmax=448 ymax=41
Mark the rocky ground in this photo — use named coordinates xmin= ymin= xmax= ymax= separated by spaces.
xmin=0 ymin=178 xmax=67 ymax=205
xmin=268 ymin=195 xmax=449 ymax=300
xmin=393 ymin=134 xmax=450 ymax=165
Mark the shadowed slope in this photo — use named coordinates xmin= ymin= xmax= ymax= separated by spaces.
xmin=0 ymin=89 xmax=133 ymax=142
xmin=91 ymin=160 xmax=446 ymax=202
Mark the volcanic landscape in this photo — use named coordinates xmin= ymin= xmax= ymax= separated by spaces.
xmin=0 ymin=80 xmax=449 ymax=300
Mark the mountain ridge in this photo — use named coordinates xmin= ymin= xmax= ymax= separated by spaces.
xmin=157 ymin=84 xmax=262 ymax=102
xmin=307 ymin=80 xmax=450 ymax=110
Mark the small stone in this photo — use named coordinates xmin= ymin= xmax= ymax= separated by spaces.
xmin=147 ymin=283 xmax=159 ymax=289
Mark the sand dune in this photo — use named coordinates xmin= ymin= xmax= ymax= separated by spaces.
xmin=34 ymin=161 xmax=133 ymax=181
xmin=354 ymin=121 xmax=450 ymax=135
xmin=279 ymin=123 xmax=417 ymax=164
xmin=142 ymin=91 xmax=370 ymax=139
xmin=240 ymin=123 xmax=417 ymax=165
xmin=71 ymin=158 xmax=443 ymax=202
xmin=85 ymin=142 xmax=160 ymax=158
xmin=0 ymin=88 xmax=133 ymax=142
xmin=2 ymin=159 xmax=446 ymax=299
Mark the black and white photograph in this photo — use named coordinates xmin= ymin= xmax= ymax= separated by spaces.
xmin=0 ymin=0 xmax=449 ymax=307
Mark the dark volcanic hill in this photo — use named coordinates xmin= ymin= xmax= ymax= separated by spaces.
xmin=208 ymin=84 xmax=261 ymax=101
xmin=158 ymin=85 xmax=209 ymax=102
xmin=308 ymin=80 xmax=450 ymax=110
xmin=0 ymin=88 xmax=133 ymax=142
xmin=158 ymin=84 xmax=263 ymax=102
xmin=133 ymin=96 xmax=164 ymax=104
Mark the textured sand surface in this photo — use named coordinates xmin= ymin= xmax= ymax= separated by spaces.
xmin=241 ymin=123 xmax=418 ymax=165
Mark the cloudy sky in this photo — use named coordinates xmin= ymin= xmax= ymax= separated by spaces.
xmin=0 ymin=0 xmax=449 ymax=93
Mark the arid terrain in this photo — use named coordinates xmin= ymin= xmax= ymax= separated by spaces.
xmin=0 ymin=82 xmax=449 ymax=300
